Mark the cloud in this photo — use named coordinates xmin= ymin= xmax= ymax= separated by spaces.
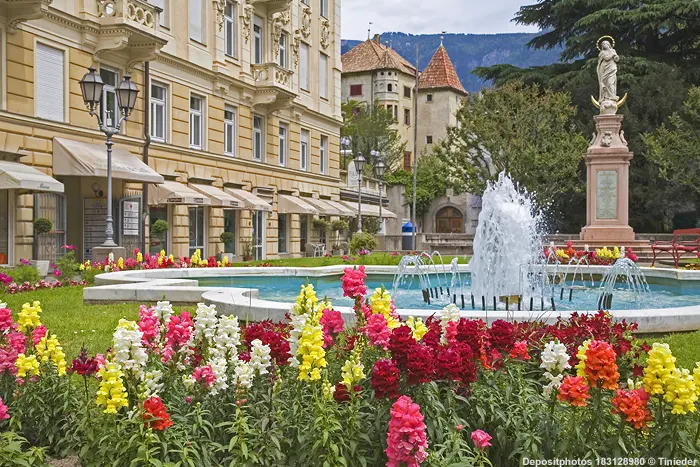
xmin=342 ymin=0 xmax=539 ymax=40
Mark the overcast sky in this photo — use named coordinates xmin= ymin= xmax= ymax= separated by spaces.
xmin=341 ymin=0 xmax=539 ymax=40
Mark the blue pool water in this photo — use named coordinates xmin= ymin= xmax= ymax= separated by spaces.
xmin=196 ymin=274 xmax=700 ymax=311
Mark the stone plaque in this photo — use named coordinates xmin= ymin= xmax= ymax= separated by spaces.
xmin=596 ymin=170 xmax=618 ymax=219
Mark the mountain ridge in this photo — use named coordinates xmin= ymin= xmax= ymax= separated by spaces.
xmin=341 ymin=32 xmax=562 ymax=93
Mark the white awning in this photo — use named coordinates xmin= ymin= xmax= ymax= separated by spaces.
xmin=278 ymin=195 xmax=318 ymax=215
xmin=304 ymin=198 xmax=344 ymax=216
xmin=340 ymin=200 xmax=397 ymax=218
xmin=53 ymin=138 xmax=164 ymax=184
xmin=189 ymin=184 xmax=241 ymax=208
xmin=224 ymin=188 xmax=272 ymax=211
xmin=0 ymin=161 xmax=63 ymax=193
xmin=325 ymin=199 xmax=355 ymax=217
xmin=149 ymin=181 xmax=211 ymax=205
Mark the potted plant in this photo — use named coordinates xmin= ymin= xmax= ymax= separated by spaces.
xmin=32 ymin=218 xmax=54 ymax=276
xmin=150 ymin=219 xmax=169 ymax=251
xmin=330 ymin=219 xmax=349 ymax=254
xmin=242 ymin=240 xmax=253 ymax=262
xmin=219 ymin=231 xmax=235 ymax=262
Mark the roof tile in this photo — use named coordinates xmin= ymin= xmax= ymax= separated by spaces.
xmin=418 ymin=45 xmax=467 ymax=95
xmin=342 ymin=38 xmax=416 ymax=76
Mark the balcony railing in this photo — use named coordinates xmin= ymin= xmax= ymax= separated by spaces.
xmin=251 ymin=63 xmax=294 ymax=93
xmin=340 ymin=170 xmax=386 ymax=198
xmin=96 ymin=0 xmax=159 ymax=33
xmin=250 ymin=0 xmax=292 ymax=14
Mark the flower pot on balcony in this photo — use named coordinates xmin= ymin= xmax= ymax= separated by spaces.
xmin=31 ymin=260 xmax=50 ymax=277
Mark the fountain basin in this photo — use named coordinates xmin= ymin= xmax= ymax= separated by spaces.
xmin=85 ymin=264 xmax=700 ymax=333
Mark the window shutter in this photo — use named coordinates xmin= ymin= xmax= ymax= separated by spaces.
xmin=189 ymin=0 xmax=202 ymax=42
xmin=319 ymin=54 xmax=328 ymax=99
xmin=300 ymin=44 xmax=309 ymax=90
xmin=35 ymin=44 xmax=64 ymax=122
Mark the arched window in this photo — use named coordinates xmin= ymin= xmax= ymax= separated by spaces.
xmin=436 ymin=207 xmax=463 ymax=233
xmin=387 ymin=83 xmax=393 ymax=92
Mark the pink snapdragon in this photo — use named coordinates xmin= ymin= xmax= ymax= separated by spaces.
xmin=191 ymin=365 xmax=216 ymax=388
xmin=0 ymin=396 xmax=9 ymax=420
xmin=138 ymin=305 xmax=161 ymax=349
xmin=0 ymin=308 xmax=14 ymax=332
xmin=6 ymin=331 xmax=26 ymax=354
xmin=320 ymin=308 xmax=344 ymax=347
xmin=162 ymin=312 xmax=193 ymax=363
xmin=0 ymin=347 xmax=18 ymax=375
xmin=31 ymin=325 xmax=48 ymax=347
xmin=364 ymin=313 xmax=391 ymax=350
xmin=341 ymin=266 xmax=367 ymax=299
xmin=385 ymin=395 xmax=428 ymax=467
xmin=471 ymin=429 xmax=492 ymax=449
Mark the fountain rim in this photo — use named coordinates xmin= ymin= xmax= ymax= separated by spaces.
xmin=84 ymin=264 xmax=700 ymax=334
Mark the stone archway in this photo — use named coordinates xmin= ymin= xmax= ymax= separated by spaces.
xmin=436 ymin=206 xmax=463 ymax=233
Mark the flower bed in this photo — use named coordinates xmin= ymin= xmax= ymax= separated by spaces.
xmin=546 ymin=241 xmax=639 ymax=264
xmin=1 ymin=268 xmax=699 ymax=465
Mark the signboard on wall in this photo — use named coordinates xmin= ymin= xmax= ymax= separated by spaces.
xmin=83 ymin=198 xmax=107 ymax=260
xmin=121 ymin=199 xmax=140 ymax=236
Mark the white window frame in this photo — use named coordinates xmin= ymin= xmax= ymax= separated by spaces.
xmin=299 ymin=43 xmax=309 ymax=91
xmin=319 ymin=53 xmax=328 ymax=100
xmin=300 ymin=129 xmax=309 ymax=171
xmin=278 ymin=213 xmax=288 ymax=254
xmin=279 ymin=31 xmax=288 ymax=68
xmin=320 ymin=135 xmax=328 ymax=175
xmin=34 ymin=42 xmax=67 ymax=122
xmin=188 ymin=205 xmax=207 ymax=257
xmin=278 ymin=123 xmax=287 ymax=166
xmin=224 ymin=105 xmax=236 ymax=156
xmin=253 ymin=114 xmax=264 ymax=161
xmin=189 ymin=94 xmax=204 ymax=149
xmin=150 ymin=81 xmax=167 ymax=142
xmin=99 ymin=67 xmax=120 ymax=129
xmin=253 ymin=16 xmax=263 ymax=64
xmin=149 ymin=0 xmax=168 ymax=27
xmin=224 ymin=1 xmax=236 ymax=57
xmin=320 ymin=0 xmax=328 ymax=18
xmin=189 ymin=0 xmax=203 ymax=43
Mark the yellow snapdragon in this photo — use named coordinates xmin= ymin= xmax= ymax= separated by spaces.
xmin=370 ymin=288 xmax=400 ymax=329
xmin=664 ymin=368 xmax=697 ymax=415
xmin=575 ymin=340 xmax=590 ymax=378
xmin=341 ymin=345 xmax=365 ymax=390
xmin=322 ymin=379 xmax=335 ymax=401
xmin=693 ymin=363 xmax=700 ymax=397
xmin=406 ymin=317 xmax=428 ymax=341
xmin=136 ymin=251 xmax=143 ymax=263
xmin=35 ymin=334 xmax=67 ymax=376
xmin=297 ymin=311 xmax=326 ymax=381
xmin=15 ymin=353 xmax=40 ymax=378
xmin=643 ymin=343 xmax=676 ymax=395
xmin=17 ymin=301 xmax=42 ymax=332
xmin=117 ymin=257 xmax=124 ymax=270
xmin=293 ymin=283 xmax=318 ymax=316
xmin=96 ymin=362 xmax=129 ymax=414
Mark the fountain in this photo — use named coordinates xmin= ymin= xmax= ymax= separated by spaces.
xmin=597 ymin=257 xmax=650 ymax=309
xmin=392 ymin=251 xmax=454 ymax=305
xmin=470 ymin=172 xmax=544 ymax=302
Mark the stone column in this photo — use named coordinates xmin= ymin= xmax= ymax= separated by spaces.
xmin=580 ymin=114 xmax=635 ymax=242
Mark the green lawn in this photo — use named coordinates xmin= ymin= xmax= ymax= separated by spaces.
xmin=1 ymin=287 xmax=195 ymax=359
xmin=226 ymin=253 xmax=470 ymax=268
xmin=655 ymin=330 xmax=700 ymax=369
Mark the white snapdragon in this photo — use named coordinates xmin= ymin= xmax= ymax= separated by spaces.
xmin=193 ymin=303 xmax=218 ymax=343
xmin=542 ymin=372 xmax=564 ymax=398
xmin=113 ymin=319 xmax=148 ymax=377
xmin=208 ymin=357 xmax=229 ymax=395
xmin=233 ymin=360 xmax=254 ymax=389
xmin=287 ymin=312 xmax=308 ymax=367
xmin=249 ymin=339 xmax=272 ymax=375
xmin=439 ymin=303 xmax=461 ymax=344
xmin=142 ymin=369 xmax=164 ymax=397
xmin=154 ymin=301 xmax=173 ymax=325
xmin=540 ymin=340 xmax=571 ymax=374
xmin=213 ymin=315 xmax=241 ymax=360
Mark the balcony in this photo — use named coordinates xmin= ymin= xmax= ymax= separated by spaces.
xmin=250 ymin=0 xmax=292 ymax=15
xmin=92 ymin=0 xmax=167 ymax=67
xmin=250 ymin=63 xmax=296 ymax=110
xmin=0 ymin=0 xmax=53 ymax=33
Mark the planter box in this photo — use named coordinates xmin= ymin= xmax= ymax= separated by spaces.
xmin=31 ymin=260 xmax=50 ymax=277
xmin=217 ymin=252 xmax=236 ymax=262
xmin=332 ymin=249 xmax=344 ymax=256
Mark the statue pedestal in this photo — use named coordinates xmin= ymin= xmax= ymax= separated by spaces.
xmin=580 ymin=114 xmax=635 ymax=242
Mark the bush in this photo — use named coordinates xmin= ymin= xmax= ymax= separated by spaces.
xmin=33 ymin=218 xmax=53 ymax=235
xmin=0 ymin=432 xmax=46 ymax=466
xmin=55 ymin=249 xmax=79 ymax=281
xmin=330 ymin=219 xmax=349 ymax=232
xmin=219 ymin=231 xmax=235 ymax=244
xmin=151 ymin=219 xmax=169 ymax=236
xmin=80 ymin=266 xmax=104 ymax=285
xmin=312 ymin=218 xmax=330 ymax=232
xmin=349 ymin=231 xmax=377 ymax=254
xmin=9 ymin=264 xmax=40 ymax=284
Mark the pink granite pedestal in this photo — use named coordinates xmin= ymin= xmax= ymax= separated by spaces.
xmin=580 ymin=114 xmax=635 ymax=242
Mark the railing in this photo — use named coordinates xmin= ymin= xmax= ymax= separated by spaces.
xmin=250 ymin=63 xmax=294 ymax=93
xmin=340 ymin=170 xmax=386 ymax=197
xmin=96 ymin=0 xmax=159 ymax=32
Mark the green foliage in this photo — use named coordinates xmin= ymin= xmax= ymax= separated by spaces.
xmin=219 ymin=231 xmax=235 ymax=244
xmin=8 ymin=264 xmax=40 ymax=285
xmin=33 ymin=218 xmax=53 ymax=236
xmin=349 ymin=231 xmax=378 ymax=254
xmin=341 ymin=100 xmax=406 ymax=170
xmin=0 ymin=431 xmax=47 ymax=466
xmin=330 ymin=219 xmax=349 ymax=232
xmin=386 ymin=154 xmax=450 ymax=216
xmin=434 ymin=82 xmax=587 ymax=229
xmin=312 ymin=218 xmax=331 ymax=232
xmin=80 ymin=266 xmax=103 ymax=286
xmin=55 ymin=250 xmax=79 ymax=282
xmin=151 ymin=219 xmax=169 ymax=236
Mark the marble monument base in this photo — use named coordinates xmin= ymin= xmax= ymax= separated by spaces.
xmin=580 ymin=224 xmax=635 ymax=242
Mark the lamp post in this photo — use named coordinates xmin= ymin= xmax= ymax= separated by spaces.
xmin=353 ymin=152 xmax=366 ymax=232
xmin=79 ymin=66 xmax=139 ymax=250
xmin=374 ymin=157 xmax=386 ymax=233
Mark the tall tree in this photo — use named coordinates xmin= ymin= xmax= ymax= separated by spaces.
xmin=433 ymin=82 xmax=588 ymax=231
xmin=341 ymin=100 xmax=405 ymax=171
xmin=385 ymin=154 xmax=450 ymax=216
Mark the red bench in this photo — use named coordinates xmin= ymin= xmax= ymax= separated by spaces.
xmin=651 ymin=228 xmax=700 ymax=267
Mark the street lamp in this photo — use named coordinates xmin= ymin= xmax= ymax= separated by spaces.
xmin=353 ymin=152 xmax=366 ymax=232
xmin=79 ymin=66 xmax=139 ymax=249
xmin=374 ymin=157 xmax=386 ymax=233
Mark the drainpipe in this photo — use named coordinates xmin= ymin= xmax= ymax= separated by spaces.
xmin=142 ymin=61 xmax=151 ymax=255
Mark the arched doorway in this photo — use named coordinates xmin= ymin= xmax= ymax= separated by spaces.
xmin=436 ymin=207 xmax=463 ymax=233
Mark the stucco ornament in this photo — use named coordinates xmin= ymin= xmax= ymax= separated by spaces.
xmin=320 ymin=17 xmax=330 ymax=49
xmin=241 ymin=2 xmax=255 ymax=44
xmin=591 ymin=36 xmax=628 ymax=115
xmin=271 ymin=11 xmax=290 ymax=59
xmin=300 ymin=3 xmax=312 ymax=38
xmin=601 ymin=131 xmax=613 ymax=147
xmin=292 ymin=29 xmax=302 ymax=67
xmin=214 ymin=0 xmax=230 ymax=31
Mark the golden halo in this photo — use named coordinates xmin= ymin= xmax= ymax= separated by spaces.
xmin=597 ymin=35 xmax=615 ymax=51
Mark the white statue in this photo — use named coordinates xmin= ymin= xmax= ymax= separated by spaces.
xmin=597 ymin=39 xmax=619 ymax=103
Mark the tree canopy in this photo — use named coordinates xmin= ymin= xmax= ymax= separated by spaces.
xmin=385 ymin=154 xmax=450 ymax=217
xmin=433 ymin=82 xmax=588 ymax=230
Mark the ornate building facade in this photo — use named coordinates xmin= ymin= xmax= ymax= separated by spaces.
xmin=0 ymin=0 xmax=345 ymax=264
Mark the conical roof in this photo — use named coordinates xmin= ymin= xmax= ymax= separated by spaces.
xmin=342 ymin=35 xmax=417 ymax=75
xmin=418 ymin=45 xmax=467 ymax=95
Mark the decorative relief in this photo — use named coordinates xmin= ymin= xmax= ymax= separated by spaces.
xmin=620 ymin=130 xmax=628 ymax=146
xmin=601 ymin=131 xmax=613 ymax=147
xmin=96 ymin=0 xmax=156 ymax=29
xmin=7 ymin=0 xmax=53 ymax=34
xmin=300 ymin=3 xmax=311 ymax=38
xmin=270 ymin=10 xmax=290 ymax=59
xmin=320 ymin=17 xmax=330 ymax=49
xmin=214 ymin=0 xmax=227 ymax=31
xmin=292 ymin=29 xmax=302 ymax=67
xmin=241 ymin=1 xmax=255 ymax=44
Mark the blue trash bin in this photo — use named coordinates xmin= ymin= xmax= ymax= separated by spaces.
xmin=402 ymin=222 xmax=415 ymax=251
